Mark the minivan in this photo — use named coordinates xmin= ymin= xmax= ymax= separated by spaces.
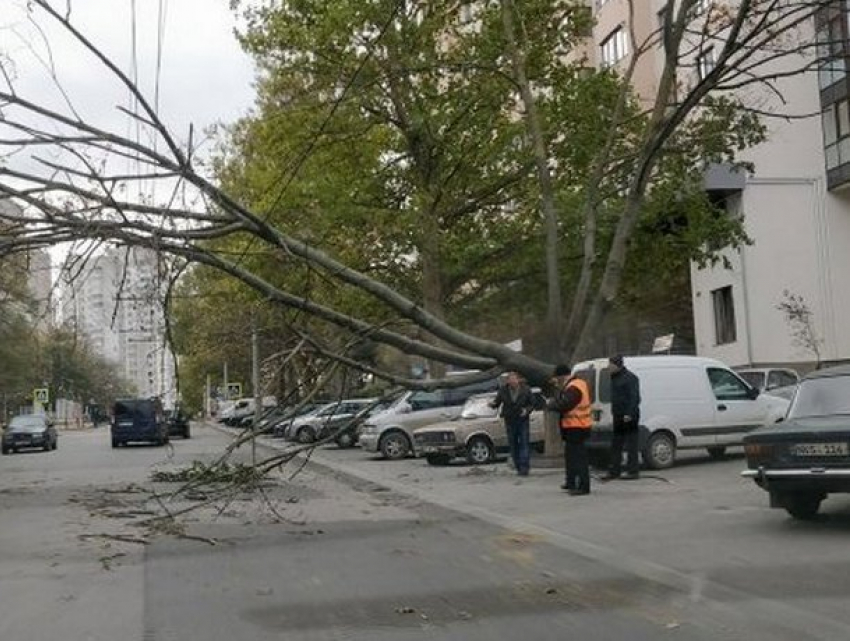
xmin=111 ymin=398 xmax=167 ymax=447
xmin=359 ymin=378 xmax=499 ymax=460
xmin=571 ymin=356 xmax=789 ymax=469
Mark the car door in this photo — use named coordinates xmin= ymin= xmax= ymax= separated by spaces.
xmin=706 ymin=367 xmax=766 ymax=445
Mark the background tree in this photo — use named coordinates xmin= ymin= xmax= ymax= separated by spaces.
xmin=0 ymin=0 xmax=829 ymax=395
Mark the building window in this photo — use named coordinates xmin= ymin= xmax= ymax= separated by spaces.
xmin=697 ymin=47 xmax=716 ymax=79
xmin=816 ymin=7 xmax=848 ymax=90
xmin=712 ymin=286 xmax=737 ymax=345
xmin=600 ymin=26 xmax=629 ymax=67
xmin=822 ymin=98 xmax=850 ymax=170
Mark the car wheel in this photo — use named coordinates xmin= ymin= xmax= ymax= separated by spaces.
xmin=335 ymin=431 xmax=356 ymax=449
xmin=642 ymin=432 xmax=676 ymax=469
xmin=706 ymin=446 xmax=727 ymax=460
xmin=184 ymin=427 xmax=191 ymax=439
xmin=379 ymin=432 xmax=411 ymax=460
xmin=297 ymin=426 xmax=316 ymax=444
xmin=43 ymin=441 xmax=50 ymax=452
xmin=426 ymin=453 xmax=451 ymax=466
xmin=466 ymin=436 xmax=495 ymax=465
xmin=783 ymin=492 xmax=823 ymax=520
xmin=1 ymin=445 xmax=9 ymax=455
xmin=52 ymin=440 xmax=58 ymax=450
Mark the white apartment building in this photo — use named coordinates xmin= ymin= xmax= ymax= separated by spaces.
xmin=590 ymin=0 xmax=850 ymax=371
xmin=25 ymin=248 xmax=54 ymax=332
xmin=60 ymin=247 xmax=177 ymax=406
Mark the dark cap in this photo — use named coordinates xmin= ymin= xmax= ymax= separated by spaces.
xmin=609 ymin=355 xmax=624 ymax=368
xmin=554 ymin=364 xmax=571 ymax=377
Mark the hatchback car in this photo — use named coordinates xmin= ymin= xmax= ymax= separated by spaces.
xmin=2 ymin=415 xmax=58 ymax=454
xmin=742 ymin=365 xmax=850 ymax=520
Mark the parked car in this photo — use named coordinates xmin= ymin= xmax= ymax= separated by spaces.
xmin=165 ymin=407 xmax=190 ymax=439
xmin=219 ymin=396 xmax=277 ymax=426
xmin=414 ymin=392 xmax=545 ymax=465
xmin=571 ymin=356 xmax=789 ymax=469
xmin=285 ymin=399 xmax=377 ymax=445
xmin=742 ymin=365 xmax=850 ymax=520
xmin=271 ymin=403 xmax=324 ymax=438
xmin=359 ymin=377 xmax=500 ymax=460
xmin=2 ymin=414 xmax=57 ymax=454
xmin=111 ymin=398 xmax=168 ymax=447
xmin=737 ymin=367 xmax=800 ymax=394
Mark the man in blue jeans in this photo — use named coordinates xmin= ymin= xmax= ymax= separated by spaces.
xmin=490 ymin=372 xmax=535 ymax=476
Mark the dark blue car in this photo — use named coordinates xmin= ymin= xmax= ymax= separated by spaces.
xmin=111 ymin=398 xmax=168 ymax=447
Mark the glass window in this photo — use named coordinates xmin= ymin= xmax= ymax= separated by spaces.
xmin=788 ymin=375 xmax=850 ymax=419
xmin=698 ymin=47 xmax=716 ymax=80
xmin=768 ymin=370 xmax=798 ymax=390
xmin=707 ymin=368 xmax=752 ymax=401
xmin=408 ymin=390 xmax=444 ymax=411
xmin=711 ymin=286 xmax=737 ymax=345
xmin=826 ymin=143 xmax=840 ymax=170
xmin=739 ymin=371 xmax=766 ymax=390
xmin=598 ymin=367 xmax=612 ymax=403
xmin=823 ymin=105 xmax=838 ymax=146
xmin=600 ymin=27 xmax=629 ymax=67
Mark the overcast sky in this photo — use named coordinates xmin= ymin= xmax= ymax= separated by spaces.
xmin=2 ymin=0 xmax=258 ymax=268
xmin=3 ymin=0 xmax=257 ymax=157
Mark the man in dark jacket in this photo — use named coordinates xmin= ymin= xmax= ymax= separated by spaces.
xmin=491 ymin=372 xmax=535 ymax=476
xmin=604 ymin=355 xmax=641 ymax=480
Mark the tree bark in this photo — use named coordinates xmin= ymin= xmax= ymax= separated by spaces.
xmin=499 ymin=0 xmax=563 ymax=359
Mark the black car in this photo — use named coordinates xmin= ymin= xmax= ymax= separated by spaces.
xmin=2 ymin=415 xmax=58 ymax=454
xmin=743 ymin=365 xmax=850 ymax=520
xmin=166 ymin=408 xmax=190 ymax=439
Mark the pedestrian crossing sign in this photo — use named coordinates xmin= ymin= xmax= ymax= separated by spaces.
xmin=226 ymin=383 xmax=242 ymax=399
xmin=33 ymin=388 xmax=49 ymax=404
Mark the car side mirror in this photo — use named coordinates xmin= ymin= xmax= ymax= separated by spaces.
xmin=398 ymin=402 xmax=412 ymax=414
xmin=748 ymin=387 xmax=760 ymax=400
xmin=775 ymin=417 xmax=785 ymax=424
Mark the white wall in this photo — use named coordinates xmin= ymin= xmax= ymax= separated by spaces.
xmin=692 ymin=60 xmax=850 ymax=368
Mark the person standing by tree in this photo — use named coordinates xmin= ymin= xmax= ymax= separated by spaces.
xmin=549 ymin=364 xmax=593 ymax=496
xmin=603 ymin=355 xmax=641 ymax=481
xmin=491 ymin=371 xmax=535 ymax=476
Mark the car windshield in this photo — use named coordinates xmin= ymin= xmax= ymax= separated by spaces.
xmin=787 ymin=375 xmax=850 ymax=419
xmin=9 ymin=416 xmax=46 ymax=431
xmin=460 ymin=395 xmax=497 ymax=419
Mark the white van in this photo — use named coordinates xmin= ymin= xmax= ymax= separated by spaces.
xmin=572 ymin=356 xmax=789 ymax=469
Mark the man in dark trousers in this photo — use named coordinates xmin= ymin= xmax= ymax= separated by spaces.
xmin=548 ymin=364 xmax=593 ymax=495
xmin=491 ymin=371 xmax=535 ymax=476
xmin=604 ymin=355 xmax=642 ymax=480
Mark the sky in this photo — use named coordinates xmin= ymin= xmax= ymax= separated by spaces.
xmin=1 ymin=0 xmax=259 ymax=269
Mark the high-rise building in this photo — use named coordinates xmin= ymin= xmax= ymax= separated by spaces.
xmin=59 ymin=246 xmax=177 ymax=406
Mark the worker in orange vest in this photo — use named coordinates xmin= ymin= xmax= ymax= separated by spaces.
xmin=549 ymin=364 xmax=593 ymax=495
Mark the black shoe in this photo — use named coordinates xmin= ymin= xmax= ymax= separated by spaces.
xmin=560 ymin=483 xmax=570 ymax=491
xmin=599 ymin=473 xmax=620 ymax=482
xmin=568 ymin=489 xmax=590 ymax=496
xmin=621 ymin=472 xmax=640 ymax=480
xmin=518 ymin=470 xmax=529 ymax=477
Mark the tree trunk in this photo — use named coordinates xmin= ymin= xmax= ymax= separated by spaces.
xmin=499 ymin=0 xmax=563 ymax=360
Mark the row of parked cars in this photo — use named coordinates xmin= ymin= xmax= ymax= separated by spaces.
xmin=222 ymin=356 xmax=850 ymax=521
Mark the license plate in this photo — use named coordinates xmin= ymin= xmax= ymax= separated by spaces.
xmin=419 ymin=446 xmax=438 ymax=454
xmin=791 ymin=442 xmax=849 ymax=457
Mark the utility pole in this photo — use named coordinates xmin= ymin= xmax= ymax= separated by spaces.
xmin=205 ymin=374 xmax=211 ymax=419
xmin=252 ymin=324 xmax=260 ymax=468
xmin=223 ymin=362 xmax=229 ymax=399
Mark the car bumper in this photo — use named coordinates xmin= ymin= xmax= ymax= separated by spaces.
xmin=742 ymin=466 xmax=850 ymax=492
xmin=416 ymin=444 xmax=462 ymax=457
xmin=359 ymin=433 xmax=379 ymax=452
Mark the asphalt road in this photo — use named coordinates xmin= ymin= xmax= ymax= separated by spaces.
xmin=3 ymin=425 xmax=850 ymax=640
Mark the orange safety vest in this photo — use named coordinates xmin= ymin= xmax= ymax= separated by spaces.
xmin=560 ymin=378 xmax=592 ymax=430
